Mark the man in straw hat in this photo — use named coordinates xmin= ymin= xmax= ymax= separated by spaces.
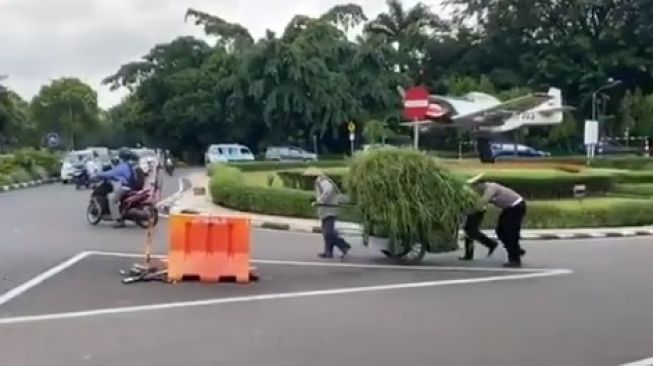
xmin=467 ymin=173 xmax=527 ymax=267
xmin=311 ymin=169 xmax=351 ymax=259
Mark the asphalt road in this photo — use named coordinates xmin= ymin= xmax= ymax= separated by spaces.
xmin=1 ymin=172 xmax=653 ymax=366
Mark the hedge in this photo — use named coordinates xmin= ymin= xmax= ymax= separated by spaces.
xmin=209 ymin=164 xmax=653 ymax=229
xmin=0 ymin=149 xmax=60 ymax=184
xmin=209 ymin=164 xmax=358 ymax=221
xmin=514 ymin=156 xmax=653 ymax=170
xmin=275 ymin=169 xmax=615 ymax=199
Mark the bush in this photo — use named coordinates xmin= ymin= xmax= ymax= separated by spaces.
xmin=480 ymin=198 xmax=653 ymax=229
xmin=209 ymin=164 xmax=357 ymax=220
xmin=347 ymin=148 xmax=477 ymax=254
xmin=222 ymin=160 xmax=346 ymax=172
xmin=612 ymin=183 xmax=653 ymax=197
xmin=11 ymin=167 xmax=33 ymax=183
xmin=0 ymin=174 xmax=11 ymax=186
xmin=520 ymin=156 xmax=653 ymax=170
xmin=276 ymin=168 xmax=615 ymax=199
xmin=478 ymin=171 xmax=614 ymax=199
xmin=277 ymin=170 xmax=347 ymax=191
xmin=30 ymin=165 xmax=50 ymax=181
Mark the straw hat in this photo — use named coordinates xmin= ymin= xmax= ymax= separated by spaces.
xmin=466 ymin=173 xmax=485 ymax=184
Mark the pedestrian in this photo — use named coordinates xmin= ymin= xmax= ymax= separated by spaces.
xmin=312 ymin=171 xmax=351 ymax=259
xmin=468 ymin=174 xmax=527 ymax=267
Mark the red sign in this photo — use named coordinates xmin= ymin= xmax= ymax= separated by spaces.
xmin=403 ymin=86 xmax=430 ymax=120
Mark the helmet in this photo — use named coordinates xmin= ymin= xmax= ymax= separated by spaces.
xmin=118 ymin=148 xmax=132 ymax=162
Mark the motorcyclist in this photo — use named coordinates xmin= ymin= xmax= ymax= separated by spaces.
xmin=97 ymin=148 xmax=135 ymax=228
xmin=84 ymin=151 xmax=100 ymax=179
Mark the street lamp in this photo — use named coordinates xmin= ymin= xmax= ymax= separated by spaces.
xmin=592 ymin=78 xmax=622 ymax=122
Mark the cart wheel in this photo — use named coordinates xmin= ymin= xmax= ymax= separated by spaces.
xmin=382 ymin=242 xmax=426 ymax=265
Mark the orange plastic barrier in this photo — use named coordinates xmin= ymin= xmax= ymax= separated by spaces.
xmin=167 ymin=213 xmax=253 ymax=283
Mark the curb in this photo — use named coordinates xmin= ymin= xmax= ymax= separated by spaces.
xmin=156 ymin=177 xmax=191 ymax=217
xmin=0 ymin=177 xmax=61 ymax=193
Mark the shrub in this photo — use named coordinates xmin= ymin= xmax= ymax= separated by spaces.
xmin=11 ymin=167 xmax=33 ymax=183
xmin=30 ymin=165 xmax=50 ymax=181
xmin=209 ymin=164 xmax=357 ymax=220
xmin=480 ymin=198 xmax=653 ymax=229
xmin=0 ymin=174 xmax=11 ymax=186
xmin=277 ymin=170 xmax=346 ymax=191
xmin=612 ymin=183 xmax=653 ymax=197
xmin=225 ymin=160 xmax=346 ymax=172
xmin=347 ymin=148 xmax=477 ymax=254
xmin=276 ymin=168 xmax=614 ymax=199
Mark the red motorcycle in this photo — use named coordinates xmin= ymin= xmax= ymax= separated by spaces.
xmin=86 ymin=178 xmax=159 ymax=228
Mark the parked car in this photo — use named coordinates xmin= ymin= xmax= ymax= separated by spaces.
xmin=264 ymin=146 xmax=317 ymax=161
xmin=205 ymin=144 xmax=255 ymax=164
xmin=595 ymin=140 xmax=642 ymax=155
xmin=492 ymin=143 xmax=550 ymax=158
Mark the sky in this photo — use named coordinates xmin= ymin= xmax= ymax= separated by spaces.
xmin=0 ymin=0 xmax=445 ymax=109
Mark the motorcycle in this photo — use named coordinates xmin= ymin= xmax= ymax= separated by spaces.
xmin=164 ymin=157 xmax=174 ymax=176
xmin=72 ymin=165 xmax=91 ymax=190
xmin=85 ymin=178 xmax=159 ymax=228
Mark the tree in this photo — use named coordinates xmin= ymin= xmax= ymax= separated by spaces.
xmin=363 ymin=119 xmax=395 ymax=143
xmin=30 ymin=78 xmax=99 ymax=150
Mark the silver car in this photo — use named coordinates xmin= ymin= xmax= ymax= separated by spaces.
xmin=264 ymin=146 xmax=317 ymax=161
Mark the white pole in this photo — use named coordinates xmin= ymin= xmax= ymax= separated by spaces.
xmin=413 ymin=118 xmax=419 ymax=150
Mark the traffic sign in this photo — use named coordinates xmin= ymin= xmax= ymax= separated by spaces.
xmin=403 ymin=86 xmax=430 ymax=120
xmin=348 ymin=121 xmax=355 ymax=133
xmin=46 ymin=132 xmax=59 ymax=148
xmin=584 ymin=120 xmax=599 ymax=145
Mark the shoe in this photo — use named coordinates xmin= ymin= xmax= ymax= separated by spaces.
xmin=112 ymin=221 xmax=126 ymax=228
xmin=487 ymin=244 xmax=498 ymax=257
xmin=502 ymin=261 xmax=522 ymax=268
xmin=340 ymin=244 xmax=352 ymax=259
xmin=318 ymin=253 xmax=334 ymax=259
xmin=519 ymin=249 xmax=526 ymax=257
xmin=458 ymin=255 xmax=473 ymax=261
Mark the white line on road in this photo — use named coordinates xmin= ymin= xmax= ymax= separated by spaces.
xmin=90 ymin=250 xmax=566 ymax=274
xmin=620 ymin=356 xmax=653 ymax=366
xmin=0 ymin=251 xmax=92 ymax=307
xmin=0 ymin=267 xmax=571 ymax=326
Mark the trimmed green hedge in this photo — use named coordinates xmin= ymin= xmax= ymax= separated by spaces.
xmin=275 ymin=169 xmax=615 ymax=199
xmin=519 ymin=156 xmax=653 ymax=170
xmin=613 ymin=183 xmax=653 ymax=197
xmin=209 ymin=165 xmax=358 ymax=221
xmin=0 ymin=149 xmax=60 ymax=184
xmin=209 ymin=164 xmax=653 ymax=228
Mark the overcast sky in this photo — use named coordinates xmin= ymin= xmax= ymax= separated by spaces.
xmin=0 ymin=0 xmax=446 ymax=109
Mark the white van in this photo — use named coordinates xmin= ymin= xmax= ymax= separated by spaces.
xmin=205 ymin=144 xmax=255 ymax=164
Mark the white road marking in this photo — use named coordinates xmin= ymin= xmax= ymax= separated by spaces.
xmin=0 ymin=251 xmax=92 ymax=307
xmin=620 ymin=356 xmax=653 ymax=366
xmin=90 ymin=250 xmax=563 ymax=273
xmin=156 ymin=176 xmax=186 ymax=219
xmin=0 ymin=267 xmax=571 ymax=326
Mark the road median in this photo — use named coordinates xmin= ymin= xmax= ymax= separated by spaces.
xmin=170 ymin=171 xmax=653 ymax=241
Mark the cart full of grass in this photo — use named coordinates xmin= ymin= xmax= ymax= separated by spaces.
xmin=346 ymin=148 xmax=477 ymax=264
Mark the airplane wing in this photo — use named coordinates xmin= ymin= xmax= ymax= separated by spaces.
xmin=450 ymin=92 xmax=553 ymax=125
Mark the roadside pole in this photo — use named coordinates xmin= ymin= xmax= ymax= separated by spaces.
xmin=348 ymin=121 xmax=355 ymax=155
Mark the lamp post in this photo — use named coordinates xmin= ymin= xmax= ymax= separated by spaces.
xmin=592 ymin=78 xmax=622 ymax=122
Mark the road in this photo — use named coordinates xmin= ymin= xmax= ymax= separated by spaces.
xmin=1 ymin=171 xmax=652 ymax=366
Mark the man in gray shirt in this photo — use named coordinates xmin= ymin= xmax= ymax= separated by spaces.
xmin=313 ymin=172 xmax=351 ymax=259
xmin=470 ymin=174 xmax=527 ymax=267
